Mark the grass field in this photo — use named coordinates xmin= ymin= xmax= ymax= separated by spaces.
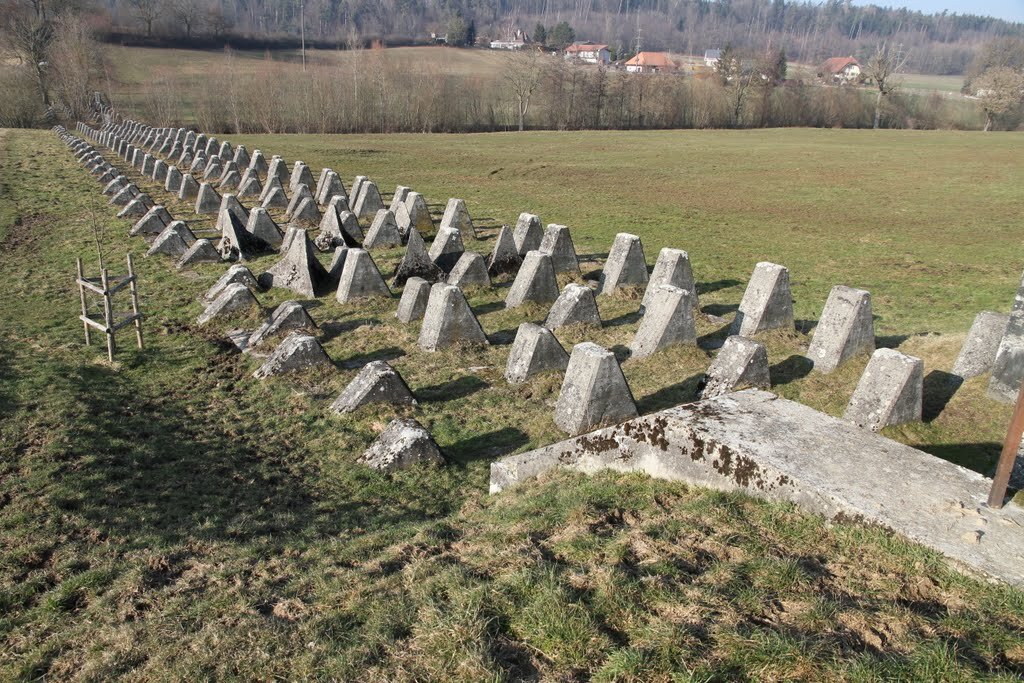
xmin=1 ymin=125 xmax=1024 ymax=680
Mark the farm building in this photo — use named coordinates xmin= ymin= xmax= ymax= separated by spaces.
xmin=490 ymin=28 xmax=530 ymax=50
xmin=565 ymin=43 xmax=611 ymax=65
xmin=820 ymin=56 xmax=861 ymax=83
xmin=625 ymin=51 xmax=677 ymax=73
xmin=704 ymin=49 xmax=722 ymax=67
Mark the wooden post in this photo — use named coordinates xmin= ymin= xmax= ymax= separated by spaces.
xmin=127 ymin=253 xmax=143 ymax=349
xmin=100 ymin=268 xmax=115 ymax=362
xmin=77 ymin=258 xmax=90 ymax=345
xmin=988 ymin=381 xmax=1024 ymax=508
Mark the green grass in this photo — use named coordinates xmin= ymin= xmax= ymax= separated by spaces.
xmin=1 ymin=126 xmax=1023 ymax=680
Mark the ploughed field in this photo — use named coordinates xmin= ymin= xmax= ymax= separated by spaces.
xmin=1 ymin=126 xmax=1023 ymax=680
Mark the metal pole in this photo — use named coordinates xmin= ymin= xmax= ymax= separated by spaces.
xmin=988 ymin=381 xmax=1024 ymax=508
xmin=127 ymin=253 xmax=143 ymax=350
xmin=77 ymin=258 xmax=90 ymax=345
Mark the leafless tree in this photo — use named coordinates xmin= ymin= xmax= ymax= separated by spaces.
xmin=172 ymin=0 xmax=203 ymax=39
xmin=863 ymin=42 xmax=910 ymax=129
xmin=126 ymin=0 xmax=161 ymax=36
xmin=503 ymin=50 xmax=544 ymax=131
xmin=972 ymin=66 xmax=1024 ymax=131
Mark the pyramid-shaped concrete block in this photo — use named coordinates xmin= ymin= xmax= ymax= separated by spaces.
xmin=189 ymin=152 xmax=208 ymax=174
xmin=233 ymin=144 xmax=250 ymax=169
xmin=109 ymin=185 xmax=140 ymax=206
xmin=204 ymin=137 xmax=220 ymax=158
xmin=393 ymin=229 xmax=444 ymax=286
xmin=642 ymin=248 xmax=698 ymax=311
xmin=146 ymin=220 xmax=196 ymax=257
xmin=258 ymin=227 xmax=329 ymax=298
xmin=952 ymin=311 xmax=1008 ymax=380
xmin=205 ymin=264 xmax=260 ymax=304
xmin=176 ymin=238 xmax=222 ymax=269
xmin=363 ymin=209 xmax=402 ymax=249
xmin=253 ymin=332 xmax=332 ymax=379
xmin=396 ymin=277 xmax=432 ymax=323
xmin=330 ymin=361 xmax=416 ymax=414
xmin=336 ymin=205 xmax=363 ymax=243
xmin=513 ymin=213 xmax=543 ymax=256
xmin=545 ymin=283 xmax=601 ymax=330
xmin=195 ymin=182 xmax=221 ymax=214
xmin=353 ymin=180 xmax=384 ymax=219
xmin=259 ymin=174 xmax=284 ymax=202
xmin=178 ymin=173 xmax=200 ymax=201
xmin=404 ymin=191 xmax=433 ymax=233
xmin=218 ymin=140 xmax=233 ymax=161
xmin=248 ymin=300 xmax=317 ymax=349
xmin=316 ymin=171 xmax=346 ymax=205
xmin=554 ymin=342 xmax=638 ymax=435
xmin=245 ymin=207 xmax=283 ymax=250
xmin=599 ymin=233 xmax=649 ymax=295
xmin=989 ymin=271 xmax=1024 ymax=403
xmin=357 ymin=418 xmax=445 ymax=472
xmin=389 ymin=186 xmax=410 ymax=212
xmin=807 ymin=285 xmax=875 ymax=373
xmin=262 ymin=186 xmax=289 ymax=209
xmin=487 ymin=225 xmax=522 ymax=277
xmin=286 ymin=184 xmax=314 ymax=219
xmin=315 ymin=204 xmax=350 ymax=250
xmin=197 ymin=282 xmax=260 ymax=325
xmin=731 ymin=262 xmax=794 ymax=336
xmin=844 ymin=348 xmax=924 ymax=431
xmin=327 ymin=246 xmax=348 ymax=285
xmin=153 ymin=159 xmax=169 ymax=183
xmin=267 ymin=156 xmax=289 ymax=185
xmin=314 ymin=168 xmax=333 ymax=201
xmin=219 ymin=169 xmax=241 ymax=191
xmin=291 ymin=197 xmax=322 ymax=226
xmin=418 ymin=283 xmax=489 ymax=352
xmin=202 ymin=159 xmax=223 ymax=183
xmin=336 ymin=249 xmax=391 ymax=304
xmin=216 ymin=206 xmax=260 ymax=261
xmin=447 ymin=251 xmax=491 ymax=289
xmin=506 ymin=251 xmax=559 ymax=308
xmin=428 ymin=226 xmax=465 ymax=273
xmin=630 ymin=285 xmax=697 ymax=359
xmin=350 ymin=176 xmax=367 ymax=206
xmin=220 ymin=194 xmax=250 ymax=225
xmin=505 ymin=322 xmax=570 ymax=384
xmin=118 ymin=197 xmax=151 ymax=219
xmin=218 ymin=160 xmax=239 ymax=184
xmin=238 ymin=172 xmax=262 ymax=198
xmin=141 ymin=154 xmax=154 ymax=176
xmin=393 ymin=201 xmax=414 ymax=239
xmin=289 ymin=161 xmax=315 ymax=193
xmin=165 ymin=166 xmax=183 ymax=193
xmin=248 ymin=149 xmax=267 ymax=176
xmin=701 ymin=335 xmax=770 ymax=399
xmin=440 ymin=198 xmax=475 ymax=237
xmin=539 ymin=224 xmax=580 ymax=274
xmin=130 ymin=205 xmax=172 ymax=236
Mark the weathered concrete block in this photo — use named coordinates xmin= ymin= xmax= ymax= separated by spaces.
xmin=238 ymin=171 xmax=262 ymax=198
xmin=545 ymin=283 xmax=601 ymax=330
xmin=165 ymin=166 xmax=183 ymax=193
xmin=807 ymin=285 xmax=875 ymax=373
xmin=417 ymin=283 xmax=488 ymax=352
xmin=331 ymin=361 xmax=416 ymax=414
xmin=505 ymin=251 xmax=559 ymax=308
xmin=129 ymin=205 xmax=172 ymax=236
xmin=146 ymin=221 xmax=195 ymax=257
xmin=248 ymin=300 xmax=316 ymax=349
xmin=205 ymin=264 xmax=259 ymax=304
xmin=109 ymin=184 xmax=140 ymax=207
xmin=599 ymin=233 xmax=649 ymax=295
xmin=258 ymin=227 xmax=329 ymax=297
xmin=428 ymin=226 xmax=465 ymax=273
xmin=153 ymin=159 xmax=169 ymax=183
xmin=513 ymin=213 xmax=543 ymax=256
xmin=262 ymin=186 xmax=289 ymax=209
xmin=539 ymin=224 xmax=580 ymax=274
xmin=190 ymin=152 xmax=208 ymax=174
xmin=505 ymin=323 xmax=570 ymax=384
xmin=731 ymin=262 xmax=794 ymax=336
xmin=286 ymin=184 xmax=314 ymax=219
xmin=989 ymin=272 xmax=1024 ymax=403
xmin=202 ymin=159 xmax=223 ymax=183
xmin=216 ymin=205 xmax=260 ymax=262
xmin=141 ymin=154 xmax=155 ymax=176
xmin=396 ymin=277 xmax=432 ymax=323
xmin=195 ymin=182 xmax=221 ymax=215
xmin=952 ymin=311 xmax=1009 ymax=379
xmin=440 ymin=198 xmax=475 ymax=237
xmin=197 ymin=282 xmax=259 ymax=325
xmin=447 ymin=251 xmax=491 ymax=289
xmin=204 ymin=137 xmax=219 ymax=158
xmin=642 ymin=248 xmax=697 ymax=311
xmin=353 ymin=180 xmax=384 ymax=219
xmin=702 ymin=335 xmax=770 ymax=399
xmin=327 ymin=246 xmax=348 ymax=285
xmin=248 ymin=149 xmax=267 ymax=176
xmin=218 ymin=160 xmax=239 ymax=184
xmin=317 ymin=204 xmax=362 ymax=250
xmin=176 ymin=238 xmax=222 ymax=269
xmin=218 ymin=140 xmax=233 ymax=161
xmin=487 ymin=225 xmax=522 ymax=278
xmin=291 ymin=197 xmax=322 ymax=225
xmin=267 ymin=156 xmax=289 ymax=185
xmin=555 ymin=342 xmax=638 ymax=435
xmin=245 ymin=207 xmax=283 ymax=250
xmin=845 ymin=348 xmax=924 ymax=431
xmin=393 ymin=201 xmax=413 ymax=239
xmin=358 ymin=418 xmax=445 ymax=472
xmin=259 ymin=175 xmax=284 ymax=202
xmin=389 ymin=186 xmax=410 ymax=212
xmin=118 ymin=197 xmax=151 ymax=218
xmin=233 ymin=144 xmax=250 ymax=169
xmin=289 ymin=161 xmax=315 ymax=193
xmin=630 ymin=285 xmax=696 ymax=359
xmin=404 ymin=191 xmax=433 ymax=233
xmin=363 ymin=209 xmax=402 ymax=249
xmin=178 ymin=173 xmax=200 ymax=201
xmin=220 ymin=194 xmax=250 ymax=225
xmin=103 ymin=175 xmax=127 ymax=195
xmin=219 ymin=169 xmax=241 ymax=191
xmin=253 ymin=332 xmax=332 ymax=379
xmin=316 ymin=171 xmax=346 ymax=206
xmin=336 ymin=249 xmax=391 ymax=304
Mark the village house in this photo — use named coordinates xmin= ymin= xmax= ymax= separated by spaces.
xmin=490 ymin=28 xmax=530 ymax=50
xmin=820 ymin=56 xmax=861 ymax=83
xmin=704 ymin=49 xmax=722 ymax=68
xmin=625 ymin=51 xmax=677 ymax=74
xmin=564 ymin=43 xmax=611 ymax=65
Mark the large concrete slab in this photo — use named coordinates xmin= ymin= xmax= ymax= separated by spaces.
xmin=490 ymin=389 xmax=1024 ymax=588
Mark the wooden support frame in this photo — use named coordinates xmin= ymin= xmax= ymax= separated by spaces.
xmin=988 ymin=381 xmax=1024 ymax=508
xmin=76 ymin=254 xmax=143 ymax=361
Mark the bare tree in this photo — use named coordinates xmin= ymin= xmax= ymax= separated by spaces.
xmin=503 ymin=50 xmax=544 ymax=131
xmin=972 ymin=67 xmax=1024 ymax=131
xmin=172 ymin=0 xmax=203 ymax=39
xmin=863 ymin=42 xmax=910 ymax=130
xmin=127 ymin=0 xmax=161 ymax=37
xmin=48 ymin=14 xmax=105 ymax=120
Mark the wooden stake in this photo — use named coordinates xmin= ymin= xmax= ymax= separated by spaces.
xmin=77 ymin=258 xmax=90 ymax=345
xmin=988 ymin=381 xmax=1024 ymax=508
xmin=127 ymin=253 xmax=143 ymax=349
xmin=101 ymin=268 xmax=115 ymax=362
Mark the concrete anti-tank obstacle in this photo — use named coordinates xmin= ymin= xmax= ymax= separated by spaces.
xmin=195 ymin=182 xmax=222 ymax=215
xmin=262 ymin=186 xmax=289 ymax=209
xmin=153 ymin=159 xmax=169 ymax=183
xmin=844 ymin=348 xmax=924 ymax=431
xmin=248 ymin=300 xmax=317 ymax=349
xmin=286 ymin=184 xmax=314 ymax=219
xmin=701 ymin=335 xmax=770 ymax=399
xmin=178 ymin=173 xmax=200 ymax=201
xmin=642 ymin=248 xmax=698 ymax=311
xmin=218 ymin=160 xmax=239 ymax=184
xmin=314 ymin=168 xmax=332 ymax=201
xmin=487 ymin=225 xmax=522 ymax=277
xmin=447 ymin=251 xmax=491 ymax=289
xmin=190 ymin=152 xmax=208 ymax=174
xmin=539 ymin=224 xmax=581 ymax=274
xmin=218 ymin=140 xmax=233 ymax=161
xmin=220 ymin=193 xmax=250 ymax=225
xmin=165 ymin=166 xmax=183 ymax=193
xmin=417 ymin=283 xmax=489 ymax=352
xmin=316 ymin=171 xmax=346 ymax=206
xmin=248 ymin=149 xmax=267 ymax=176
xmin=233 ymin=144 xmax=250 ymax=169
xmin=396 ymin=277 xmax=432 ymax=323
xmin=428 ymin=226 xmax=465 ymax=273
xmin=219 ymin=169 xmax=241 ymax=192
xmin=327 ymin=247 xmax=348 ymax=285
xmin=404 ymin=191 xmax=433 ymax=233
xmin=238 ymin=171 xmax=262 ymax=198
xmin=545 ymin=283 xmax=601 ymax=330
xmin=952 ymin=311 xmax=1009 ymax=380
xmin=109 ymin=184 xmax=141 ymax=207
xmin=129 ymin=205 xmax=172 ymax=236
xmin=258 ymin=227 xmax=330 ymax=298
xmin=731 ymin=262 xmax=794 ymax=336
xmin=440 ymin=198 xmax=475 ymax=238
xmin=363 ymin=209 xmax=402 ymax=249
xmin=389 ymin=186 xmax=410 ymax=212
xmin=216 ymin=206 xmax=260 ymax=261
xmin=554 ymin=342 xmax=638 ymax=435
xmin=259 ymin=174 xmax=284 ymax=203
xmin=246 ymin=207 xmax=283 ymax=250
xmin=989 ymin=271 xmax=1024 ymax=403
xmin=118 ymin=197 xmax=150 ymax=219
xmin=350 ymin=176 xmax=367 ymax=206
xmin=599 ymin=233 xmax=649 ymax=295
xmin=290 ymin=161 xmax=315 ymax=193
xmin=205 ymin=264 xmax=260 ymax=304
xmin=505 ymin=250 xmax=559 ymax=308
xmin=316 ymin=203 xmax=358 ymax=250
xmin=197 ymin=282 xmax=260 ymax=325
xmin=505 ymin=322 xmax=570 ymax=384
xmin=806 ymin=285 xmax=874 ymax=373
xmin=267 ymin=156 xmax=289 ymax=185
xmin=103 ymin=175 xmax=127 ymax=195
xmin=204 ymin=137 xmax=219 ymax=158
xmin=202 ymin=159 xmax=223 ymax=183
xmin=176 ymin=240 xmax=222 ymax=270
xmin=330 ymin=360 xmax=416 ymax=414
xmin=630 ymin=285 xmax=697 ymax=359
xmin=353 ymin=180 xmax=385 ymax=219
xmin=141 ymin=154 xmax=155 ymax=176
xmin=253 ymin=332 xmax=332 ymax=379
xmin=513 ymin=213 xmax=543 ymax=256
xmin=292 ymin=197 xmax=322 ymax=225
xmin=357 ymin=418 xmax=445 ymax=472
xmin=336 ymin=249 xmax=391 ymax=304
xmin=146 ymin=221 xmax=196 ymax=257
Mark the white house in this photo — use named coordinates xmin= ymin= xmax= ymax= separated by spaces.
xmin=820 ymin=56 xmax=861 ymax=83
xmin=490 ymin=28 xmax=530 ymax=50
xmin=564 ymin=43 xmax=611 ymax=65
xmin=704 ymin=49 xmax=722 ymax=68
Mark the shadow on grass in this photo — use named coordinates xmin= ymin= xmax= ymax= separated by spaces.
xmin=770 ymin=355 xmax=814 ymax=387
xmin=320 ymin=317 xmax=379 ymax=342
xmin=604 ymin=310 xmax=643 ymax=329
xmin=913 ymin=442 xmax=1002 ymax=477
xmin=698 ymin=279 xmax=743 ymax=295
xmin=635 ymin=371 xmax=705 ymax=414
xmin=923 ymin=370 xmax=963 ymax=423
xmin=702 ymin=303 xmax=738 ymax=317
xmin=338 ymin=346 xmax=406 ymax=369
xmin=445 ymin=427 xmax=530 ymax=465
xmin=416 ymin=375 xmax=489 ymax=402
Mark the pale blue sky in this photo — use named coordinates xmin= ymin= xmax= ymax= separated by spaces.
xmin=852 ymin=0 xmax=1024 ymax=22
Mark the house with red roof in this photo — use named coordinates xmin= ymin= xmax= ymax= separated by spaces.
xmin=820 ymin=56 xmax=861 ymax=83
xmin=624 ymin=51 xmax=677 ymax=73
